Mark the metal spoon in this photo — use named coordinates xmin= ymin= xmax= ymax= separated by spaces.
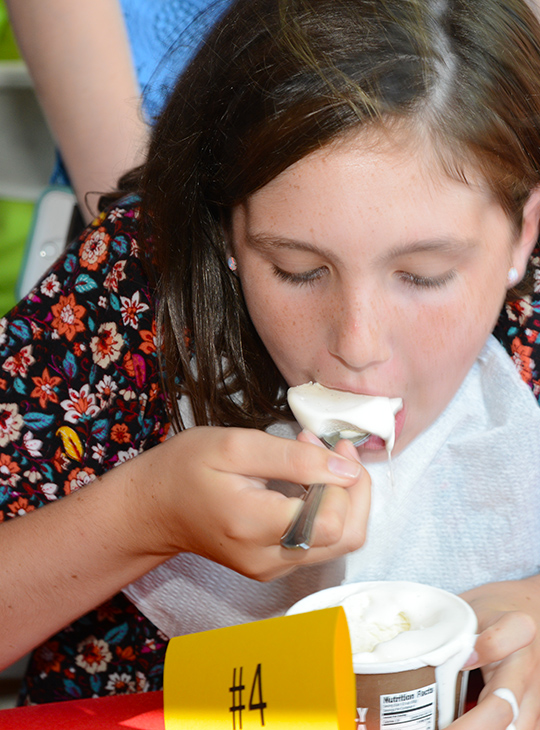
xmin=280 ymin=430 xmax=369 ymax=550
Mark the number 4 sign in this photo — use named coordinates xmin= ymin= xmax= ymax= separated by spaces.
xmin=164 ymin=606 xmax=356 ymax=729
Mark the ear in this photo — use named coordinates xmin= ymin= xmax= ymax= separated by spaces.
xmin=512 ymin=187 xmax=540 ymax=279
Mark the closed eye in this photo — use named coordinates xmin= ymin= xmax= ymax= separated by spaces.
xmin=398 ymin=270 xmax=456 ymax=289
xmin=272 ymin=264 xmax=328 ymax=286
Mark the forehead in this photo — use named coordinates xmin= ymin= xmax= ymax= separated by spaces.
xmin=236 ymin=128 xmax=500 ymax=245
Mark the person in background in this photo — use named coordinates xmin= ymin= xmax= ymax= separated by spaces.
xmin=4 ymin=0 xmax=229 ymax=222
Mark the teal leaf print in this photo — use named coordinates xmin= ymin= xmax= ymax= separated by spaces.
xmin=139 ymin=418 xmax=153 ymax=439
xmin=90 ymin=675 xmax=102 ymax=694
xmin=63 ymin=679 xmax=83 ymax=699
xmin=91 ymin=419 xmax=109 ymax=441
xmin=63 ymin=351 xmax=78 ymax=379
xmin=110 ymin=294 xmax=120 ymax=311
xmin=40 ymin=463 xmax=54 ymax=481
xmin=74 ymin=274 xmax=98 ymax=293
xmin=10 ymin=319 xmax=31 ymax=340
xmin=13 ymin=378 xmax=26 ymax=394
xmin=104 ymin=622 xmax=129 ymax=645
xmin=24 ymin=412 xmax=56 ymax=430
xmin=64 ymin=254 xmax=78 ymax=273
xmin=112 ymin=234 xmax=130 ymax=256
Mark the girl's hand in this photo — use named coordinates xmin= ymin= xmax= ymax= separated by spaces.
xmin=0 ymin=424 xmax=369 ymax=668
xmin=125 ymin=425 xmax=371 ymax=581
xmin=450 ymin=577 xmax=540 ymax=729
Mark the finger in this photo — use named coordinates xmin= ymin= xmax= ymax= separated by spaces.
xmin=332 ymin=438 xmax=371 ymax=550
xmin=300 ymin=438 xmax=369 ymax=549
xmin=451 ymin=692 xmax=516 ymax=730
xmin=297 ymin=429 xmax=326 ymax=448
xmin=205 ymin=427 xmax=363 ymax=486
xmin=333 ymin=437 xmax=363 ymax=462
xmin=309 ymin=483 xmax=350 ymax=546
xmin=472 ymin=642 xmax=533 ymax=728
xmin=512 ymin=684 xmax=540 ymax=730
xmin=467 ymin=612 xmax=536 ymax=669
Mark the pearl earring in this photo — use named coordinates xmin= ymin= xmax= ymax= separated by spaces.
xmin=227 ymin=256 xmax=237 ymax=272
xmin=507 ymin=267 xmax=519 ymax=286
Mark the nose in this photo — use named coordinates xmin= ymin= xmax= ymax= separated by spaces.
xmin=328 ymin=288 xmax=392 ymax=371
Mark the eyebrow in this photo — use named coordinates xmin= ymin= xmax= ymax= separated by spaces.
xmin=244 ymin=233 xmax=331 ymax=256
xmin=380 ymin=237 xmax=479 ymax=262
xmin=245 ymin=232 xmax=479 ymax=262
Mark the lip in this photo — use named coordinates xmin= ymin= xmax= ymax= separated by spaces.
xmin=359 ymin=404 xmax=406 ymax=452
xmin=318 ymin=383 xmax=399 ymax=399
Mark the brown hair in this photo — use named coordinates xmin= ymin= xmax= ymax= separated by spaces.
xmin=115 ymin=0 xmax=540 ymax=430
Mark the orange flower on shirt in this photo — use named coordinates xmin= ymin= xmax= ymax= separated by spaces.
xmin=116 ymin=646 xmax=136 ymax=662
xmin=148 ymin=382 xmax=159 ymax=403
xmin=139 ymin=322 xmax=157 ymax=355
xmin=111 ymin=423 xmax=131 ymax=444
xmin=123 ymin=351 xmax=135 ymax=378
xmin=65 ymin=466 xmax=96 ymax=494
xmin=7 ymin=496 xmax=34 ymax=517
xmin=52 ymin=447 xmax=70 ymax=473
xmin=0 ymin=453 xmax=20 ymax=486
xmin=511 ymin=336 xmax=535 ymax=385
xmin=51 ymin=294 xmax=86 ymax=341
xmin=80 ymin=227 xmax=110 ymax=271
xmin=33 ymin=641 xmax=65 ymax=676
xmin=31 ymin=368 xmax=62 ymax=409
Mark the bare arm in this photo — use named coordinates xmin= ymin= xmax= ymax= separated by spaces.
xmin=0 ymin=428 xmax=369 ymax=671
xmin=5 ymin=0 xmax=149 ymax=222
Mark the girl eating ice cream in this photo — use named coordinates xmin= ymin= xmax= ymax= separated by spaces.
xmin=0 ymin=0 xmax=540 ymax=727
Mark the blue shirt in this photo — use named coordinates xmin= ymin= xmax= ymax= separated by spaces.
xmin=120 ymin=0 xmax=230 ymax=120
xmin=52 ymin=0 xmax=230 ymax=184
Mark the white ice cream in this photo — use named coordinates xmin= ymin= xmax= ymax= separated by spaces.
xmin=342 ymin=591 xmax=411 ymax=654
xmin=287 ymin=383 xmax=403 ymax=452
xmin=341 ymin=584 xmax=471 ymax=664
xmin=287 ymin=581 xmax=477 ymax=667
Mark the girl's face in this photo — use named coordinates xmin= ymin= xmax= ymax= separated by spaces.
xmin=231 ymin=132 xmax=537 ymax=461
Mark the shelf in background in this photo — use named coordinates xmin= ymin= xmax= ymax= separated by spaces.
xmin=0 ymin=61 xmax=54 ymax=201
xmin=0 ymin=59 xmax=31 ymax=88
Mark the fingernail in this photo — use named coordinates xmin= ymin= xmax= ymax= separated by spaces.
xmin=300 ymin=429 xmax=325 ymax=447
xmin=340 ymin=438 xmax=362 ymax=462
xmin=462 ymin=650 xmax=479 ymax=668
xmin=328 ymin=455 xmax=362 ymax=478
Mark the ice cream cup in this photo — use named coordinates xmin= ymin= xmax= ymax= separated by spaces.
xmin=286 ymin=581 xmax=477 ymax=730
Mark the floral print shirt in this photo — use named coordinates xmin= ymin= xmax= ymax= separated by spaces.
xmin=495 ymin=245 xmax=540 ymax=399
xmin=1 ymin=196 xmax=539 ymax=705
xmin=0 ymin=197 xmax=170 ymax=704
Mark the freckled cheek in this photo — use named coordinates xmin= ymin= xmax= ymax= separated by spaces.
xmin=265 ymin=303 xmax=317 ymax=353
xmin=245 ymin=292 xmax=322 ymax=375
xmin=243 ymin=282 xmax=298 ymax=338
xmin=410 ymin=299 xmax=495 ymax=382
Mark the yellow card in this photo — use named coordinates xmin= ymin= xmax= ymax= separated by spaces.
xmin=164 ymin=606 xmax=355 ymax=729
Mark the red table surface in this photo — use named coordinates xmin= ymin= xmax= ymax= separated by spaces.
xmin=0 ymin=690 xmax=165 ymax=729
xmin=0 ymin=669 xmax=483 ymax=728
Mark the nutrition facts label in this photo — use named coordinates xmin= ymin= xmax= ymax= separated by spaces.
xmin=379 ymin=683 xmax=437 ymax=729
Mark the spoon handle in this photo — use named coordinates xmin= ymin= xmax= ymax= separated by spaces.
xmin=280 ymin=483 xmax=326 ymax=550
